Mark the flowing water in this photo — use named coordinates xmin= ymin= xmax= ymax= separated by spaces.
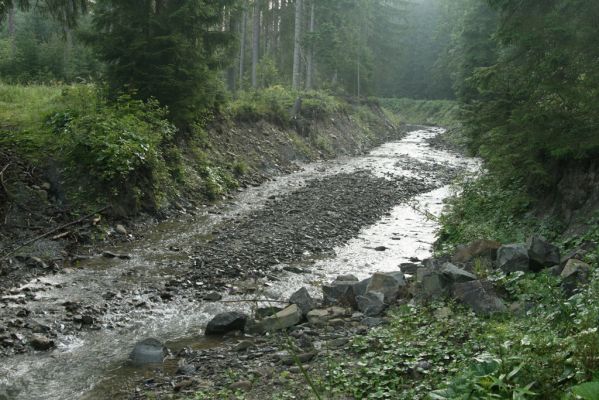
xmin=0 ymin=127 xmax=478 ymax=400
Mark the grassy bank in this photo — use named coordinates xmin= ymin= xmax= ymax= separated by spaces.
xmin=0 ymin=83 xmax=397 ymax=218
xmin=378 ymin=98 xmax=459 ymax=128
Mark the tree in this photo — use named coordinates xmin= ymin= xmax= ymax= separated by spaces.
xmin=305 ymin=0 xmax=315 ymax=90
xmin=251 ymin=0 xmax=261 ymax=88
xmin=88 ymin=0 xmax=236 ymax=127
xmin=291 ymin=0 xmax=302 ymax=89
xmin=0 ymin=0 xmax=88 ymax=27
xmin=239 ymin=0 xmax=248 ymax=90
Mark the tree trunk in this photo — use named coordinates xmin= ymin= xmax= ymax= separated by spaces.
xmin=292 ymin=0 xmax=303 ymax=90
xmin=7 ymin=5 xmax=16 ymax=55
xmin=251 ymin=0 xmax=261 ymax=89
xmin=305 ymin=0 xmax=315 ymax=90
xmin=239 ymin=1 xmax=248 ymax=90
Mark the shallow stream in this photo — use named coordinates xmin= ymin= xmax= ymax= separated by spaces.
xmin=0 ymin=127 xmax=477 ymax=400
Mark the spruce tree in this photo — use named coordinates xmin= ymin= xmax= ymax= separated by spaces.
xmin=88 ymin=0 xmax=236 ymax=128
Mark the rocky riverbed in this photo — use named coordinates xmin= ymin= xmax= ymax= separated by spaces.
xmin=0 ymin=127 xmax=476 ymax=400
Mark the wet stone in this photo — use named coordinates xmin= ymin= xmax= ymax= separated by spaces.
xmin=130 ymin=338 xmax=166 ymax=365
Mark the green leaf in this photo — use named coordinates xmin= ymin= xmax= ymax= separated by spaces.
xmin=571 ymin=382 xmax=599 ymax=400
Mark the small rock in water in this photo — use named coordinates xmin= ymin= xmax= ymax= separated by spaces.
xmin=30 ymin=334 xmax=55 ymax=351
xmin=205 ymin=312 xmax=248 ymax=335
xmin=130 ymin=338 xmax=166 ymax=365
xmin=202 ymin=292 xmax=222 ymax=301
xmin=115 ymin=224 xmax=128 ymax=235
xmin=289 ymin=287 xmax=316 ymax=316
xmin=374 ymin=246 xmax=389 ymax=251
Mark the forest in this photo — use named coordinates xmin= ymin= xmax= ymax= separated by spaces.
xmin=1 ymin=0 xmax=599 ymax=399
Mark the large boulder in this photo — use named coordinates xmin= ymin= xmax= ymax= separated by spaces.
xmin=399 ymin=263 xmax=419 ymax=275
xmin=365 ymin=272 xmax=407 ymax=303
xmin=205 ymin=311 xmax=248 ymax=335
xmin=334 ymin=274 xmax=359 ymax=282
xmin=452 ymin=239 xmax=501 ymax=263
xmin=252 ymin=304 xmax=302 ymax=333
xmin=527 ymin=236 xmax=560 ymax=271
xmin=414 ymin=267 xmax=446 ymax=299
xmin=497 ymin=244 xmax=530 ymax=273
xmin=441 ymin=262 xmax=477 ymax=282
xmin=130 ymin=338 xmax=166 ymax=365
xmin=289 ymin=287 xmax=316 ymax=316
xmin=322 ymin=280 xmax=360 ymax=308
xmin=452 ymin=280 xmax=507 ymax=316
xmin=306 ymin=307 xmax=348 ymax=325
xmin=356 ymin=291 xmax=385 ymax=316
xmin=560 ymin=259 xmax=591 ymax=296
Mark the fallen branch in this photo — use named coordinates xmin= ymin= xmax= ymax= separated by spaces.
xmin=1 ymin=205 xmax=111 ymax=260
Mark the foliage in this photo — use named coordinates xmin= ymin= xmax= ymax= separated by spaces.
xmin=300 ymin=267 xmax=599 ymax=400
xmin=451 ymin=0 xmax=599 ymax=192
xmin=379 ymin=98 xmax=459 ymax=127
xmin=435 ymin=172 xmax=565 ymax=253
xmin=226 ymin=86 xmax=345 ymax=125
xmin=0 ymin=9 xmax=102 ymax=83
xmin=86 ymin=0 xmax=235 ymax=127
xmin=0 ymin=83 xmax=178 ymax=212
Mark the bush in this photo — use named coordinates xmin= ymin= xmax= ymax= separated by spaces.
xmin=0 ymin=83 xmax=178 ymax=213
xmin=379 ymin=98 xmax=459 ymax=127
xmin=226 ymin=87 xmax=346 ymax=125
xmin=435 ymin=172 xmax=563 ymax=254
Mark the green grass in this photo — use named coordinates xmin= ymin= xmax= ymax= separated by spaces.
xmin=226 ymin=86 xmax=346 ymax=125
xmin=379 ymin=98 xmax=459 ymax=127
xmin=0 ymin=82 xmax=65 ymax=128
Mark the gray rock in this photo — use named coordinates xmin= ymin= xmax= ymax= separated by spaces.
xmin=452 ymin=239 xmax=501 ymax=263
xmin=306 ymin=307 xmax=348 ymax=324
xmin=255 ymin=306 xmax=283 ymax=319
xmin=129 ymin=338 xmax=165 ymax=364
xmin=279 ymin=351 xmax=317 ymax=365
xmin=452 ymin=280 xmax=507 ymax=316
xmin=441 ymin=262 xmax=477 ymax=282
xmin=416 ymin=267 xmax=449 ymax=299
xmin=289 ymin=287 xmax=316 ymax=316
xmin=353 ymin=278 xmax=371 ymax=297
xmin=230 ymin=380 xmax=252 ymax=391
xmin=497 ymin=244 xmax=530 ymax=273
xmin=527 ymin=236 xmax=560 ymax=271
xmin=334 ymin=274 xmax=359 ymax=282
xmin=30 ymin=334 xmax=55 ymax=351
xmin=115 ymin=224 xmax=128 ymax=235
xmin=560 ymin=259 xmax=591 ymax=295
xmin=205 ymin=311 xmax=248 ymax=335
xmin=322 ymin=281 xmax=359 ymax=308
xmin=561 ymin=259 xmax=591 ymax=280
xmin=361 ymin=317 xmax=386 ymax=328
xmin=356 ymin=291 xmax=385 ymax=316
xmin=365 ymin=272 xmax=406 ymax=303
xmin=202 ymin=292 xmax=222 ymax=301
xmin=253 ymin=304 xmax=302 ymax=333
xmin=399 ymin=263 xmax=419 ymax=274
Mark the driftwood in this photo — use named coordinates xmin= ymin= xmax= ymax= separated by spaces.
xmin=1 ymin=205 xmax=111 ymax=259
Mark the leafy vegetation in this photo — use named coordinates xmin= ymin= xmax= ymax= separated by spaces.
xmin=257 ymin=266 xmax=599 ymax=400
xmin=379 ymin=98 xmax=459 ymax=127
xmin=435 ymin=173 xmax=561 ymax=253
xmin=1 ymin=83 xmax=178 ymax=211
xmin=226 ymin=86 xmax=345 ymax=125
